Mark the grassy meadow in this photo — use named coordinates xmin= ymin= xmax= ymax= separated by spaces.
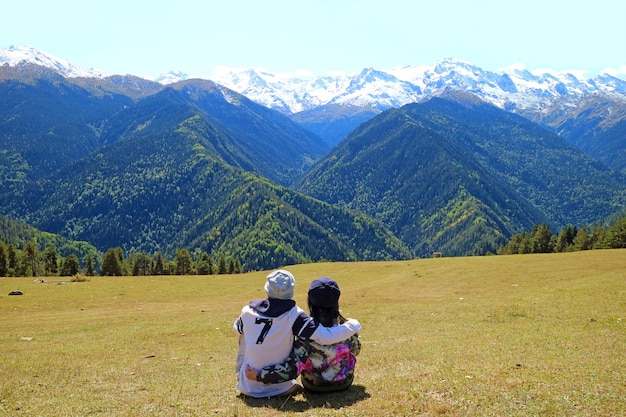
xmin=1 ymin=250 xmax=625 ymax=416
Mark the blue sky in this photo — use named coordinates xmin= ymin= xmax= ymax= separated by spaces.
xmin=4 ymin=0 xmax=626 ymax=78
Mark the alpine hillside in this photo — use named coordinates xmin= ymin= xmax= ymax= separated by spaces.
xmin=296 ymin=97 xmax=626 ymax=256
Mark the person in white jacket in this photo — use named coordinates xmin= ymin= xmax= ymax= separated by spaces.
xmin=234 ymin=269 xmax=361 ymax=398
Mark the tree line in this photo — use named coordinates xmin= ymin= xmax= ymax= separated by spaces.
xmin=3 ymin=213 xmax=624 ymax=277
xmin=498 ymin=214 xmax=626 ymax=255
xmin=0 ymin=241 xmax=242 ymax=277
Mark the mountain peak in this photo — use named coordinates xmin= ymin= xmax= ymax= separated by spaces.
xmin=0 ymin=45 xmax=107 ymax=78
xmin=433 ymin=57 xmax=476 ymax=70
xmin=153 ymin=70 xmax=189 ymax=84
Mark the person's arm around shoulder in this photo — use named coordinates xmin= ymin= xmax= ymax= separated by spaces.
xmin=310 ymin=318 xmax=361 ymax=345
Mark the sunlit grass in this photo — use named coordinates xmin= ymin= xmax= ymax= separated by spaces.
xmin=1 ymin=250 xmax=625 ymax=416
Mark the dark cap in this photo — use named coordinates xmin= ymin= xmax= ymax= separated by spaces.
xmin=308 ymin=277 xmax=341 ymax=308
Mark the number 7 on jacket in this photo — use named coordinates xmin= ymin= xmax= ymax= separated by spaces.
xmin=255 ymin=318 xmax=273 ymax=344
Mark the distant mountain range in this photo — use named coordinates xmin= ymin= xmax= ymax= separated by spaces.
xmin=209 ymin=61 xmax=626 ymax=115
xmin=5 ymin=45 xmax=625 ymax=115
xmin=5 ymin=45 xmax=624 ymax=165
xmin=1 ymin=45 xmax=625 ymax=268
xmin=208 ymin=60 xmax=626 ymax=163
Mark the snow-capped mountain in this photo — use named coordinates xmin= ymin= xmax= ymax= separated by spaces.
xmin=153 ymin=70 xmax=190 ymax=85
xmin=211 ymin=57 xmax=626 ymax=115
xmin=197 ymin=66 xmax=430 ymax=114
xmin=0 ymin=45 xmax=107 ymax=79
xmin=2 ymin=46 xmax=626 ymax=117
xmin=205 ymin=66 xmax=356 ymax=113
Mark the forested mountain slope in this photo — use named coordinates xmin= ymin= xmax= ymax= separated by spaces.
xmin=0 ymin=215 xmax=99 ymax=263
xmin=0 ymin=97 xmax=410 ymax=270
xmin=424 ymin=96 xmax=626 ymax=226
xmin=521 ymin=94 xmax=626 ymax=175
xmin=0 ymin=66 xmax=133 ymax=192
xmin=96 ymin=78 xmax=329 ymax=186
xmin=296 ymin=97 xmax=626 ymax=257
xmin=166 ymin=79 xmax=329 ymax=185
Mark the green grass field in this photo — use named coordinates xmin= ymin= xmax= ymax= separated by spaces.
xmin=1 ymin=250 xmax=625 ymax=416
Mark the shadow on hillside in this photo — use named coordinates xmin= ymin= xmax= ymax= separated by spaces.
xmin=239 ymin=384 xmax=370 ymax=412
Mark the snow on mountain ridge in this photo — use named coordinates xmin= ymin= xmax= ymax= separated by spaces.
xmin=0 ymin=45 xmax=107 ymax=78
xmin=2 ymin=45 xmax=626 ymax=115
xmin=209 ymin=60 xmax=626 ymax=115
xmin=327 ymin=68 xmax=421 ymax=111
xmin=208 ymin=66 xmax=355 ymax=113
xmin=154 ymin=70 xmax=190 ymax=84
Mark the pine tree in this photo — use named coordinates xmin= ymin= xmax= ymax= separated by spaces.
xmin=175 ymin=248 xmax=193 ymax=275
xmin=518 ymin=232 xmax=532 ymax=254
xmin=554 ymin=226 xmax=574 ymax=253
xmin=60 ymin=254 xmax=80 ymax=276
xmin=22 ymin=240 xmax=39 ymax=277
xmin=7 ymin=245 xmax=18 ymax=276
xmin=132 ymin=252 xmax=153 ymax=276
xmin=113 ymin=247 xmax=129 ymax=276
xmin=85 ymin=253 xmax=95 ymax=276
xmin=207 ymin=256 xmax=214 ymax=275
xmin=603 ymin=215 xmax=626 ymax=248
xmin=0 ymin=240 xmax=8 ymax=277
xmin=196 ymin=252 xmax=212 ymax=275
xmin=217 ymin=255 xmax=227 ymax=274
xmin=101 ymin=248 xmax=123 ymax=276
xmin=153 ymin=251 xmax=165 ymax=275
xmin=233 ymin=258 xmax=242 ymax=274
xmin=571 ymin=226 xmax=591 ymax=251
xmin=531 ymin=223 xmax=552 ymax=253
xmin=554 ymin=229 xmax=567 ymax=253
xmin=590 ymin=225 xmax=607 ymax=249
xmin=43 ymin=246 xmax=59 ymax=276
xmin=499 ymin=233 xmax=521 ymax=254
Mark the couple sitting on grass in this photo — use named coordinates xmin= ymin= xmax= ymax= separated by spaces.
xmin=234 ymin=269 xmax=361 ymax=398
